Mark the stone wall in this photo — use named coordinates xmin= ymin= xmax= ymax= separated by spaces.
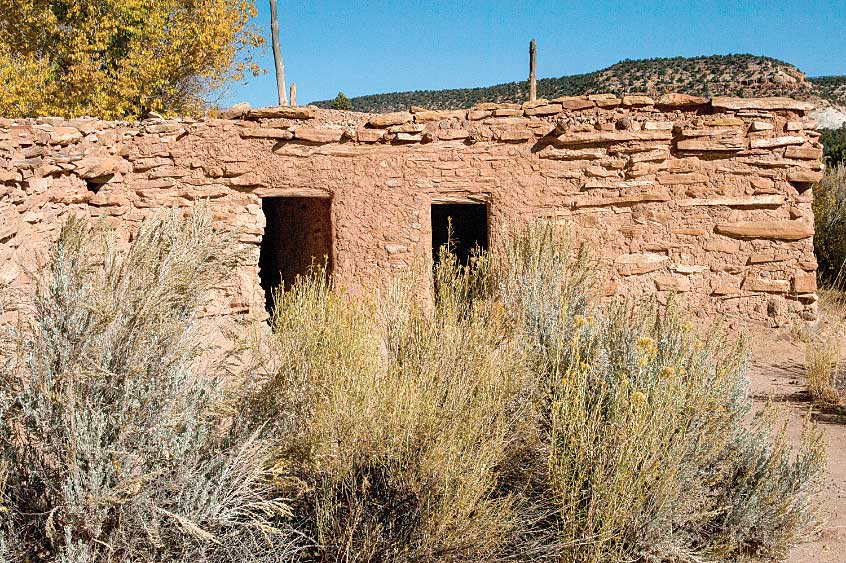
xmin=0 ymin=93 xmax=823 ymax=326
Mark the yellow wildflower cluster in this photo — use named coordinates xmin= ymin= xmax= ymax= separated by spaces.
xmin=637 ymin=336 xmax=657 ymax=367
xmin=574 ymin=315 xmax=596 ymax=328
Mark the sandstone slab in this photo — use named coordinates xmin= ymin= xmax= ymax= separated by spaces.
xmin=715 ymin=220 xmax=813 ymax=240
xmin=676 ymin=139 xmax=745 ymax=151
xmin=74 ymin=156 xmax=121 ymax=179
xmin=704 ymin=238 xmax=741 ymax=253
xmin=357 ymin=129 xmax=385 ymax=143
xmin=221 ymin=102 xmax=251 ymax=119
xmin=711 ymin=97 xmax=815 ymax=112
xmin=293 ymin=128 xmax=343 ymax=143
xmin=677 ymin=195 xmax=783 ymax=207
xmin=615 ymin=252 xmax=668 ymax=275
xmin=466 ymin=109 xmax=492 ymax=120
xmin=437 ymin=129 xmax=470 ymax=141
xmin=742 ymin=277 xmax=790 ymax=293
xmin=240 ymin=128 xmax=294 ymax=140
xmin=622 ymin=95 xmax=654 ymax=107
xmin=524 ymin=104 xmax=563 ymax=116
xmin=793 ymin=271 xmax=816 ymax=293
xmin=555 ymin=130 xmax=673 ymax=145
xmin=367 ymin=112 xmax=413 ymax=128
xmin=654 ymin=276 xmax=691 ymax=292
xmin=413 ymin=109 xmax=465 ymax=122
xmin=750 ymin=136 xmax=807 ymax=149
xmin=656 ymin=93 xmax=708 ymax=107
xmin=246 ymin=106 xmax=316 ymax=120
xmin=784 ymin=146 xmax=823 ymax=160
xmin=48 ymin=127 xmax=83 ymax=145
xmin=787 ymin=169 xmax=824 ymax=183
xmin=494 ymin=128 xmax=533 ymax=142
xmin=658 ymin=173 xmax=708 ymax=185
xmin=551 ymin=96 xmax=595 ymax=110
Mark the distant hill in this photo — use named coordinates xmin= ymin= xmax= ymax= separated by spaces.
xmin=810 ymin=75 xmax=846 ymax=107
xmin=313 ymin=54 xmax=846 ymax=113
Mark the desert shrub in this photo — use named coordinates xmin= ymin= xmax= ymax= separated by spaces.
xmin=2 ymin=216 xmax=825 ymax=562
xmin=806 ymin=337 xmax=842 ymax=405
xmin=493 ymin=226 xmax=824 ymax=562
xmin=813 ymin=165 xmax=846 ymax=283
xmin=0 ymin=209 xmax=296 ymax=563
xmin=239 ymin=222 xmax=823 ymax=563
xmin=239 ymin=264 xmax=543 ymax=562
xmin=541 ymin=302 xmax=824 ymax=562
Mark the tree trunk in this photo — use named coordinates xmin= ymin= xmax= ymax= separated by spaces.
xmin=270 ymin=0 xmax=288 ymax=106
xmin=529 ymin=39 xmax=537 ymax=102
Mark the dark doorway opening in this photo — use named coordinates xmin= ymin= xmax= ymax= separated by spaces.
xmin=259 ymin=196 xmax=332 ymax=314
xmin=431 ymin=203 xmax=488 ymax=264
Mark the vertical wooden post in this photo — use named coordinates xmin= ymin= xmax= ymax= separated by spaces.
xmin=269 ymin=0 xmax=288 ymax=106
xmin=290 ymin=82 xmax=297 ymax=106
xmin=529 ymin=39 xmax=537 ymax=102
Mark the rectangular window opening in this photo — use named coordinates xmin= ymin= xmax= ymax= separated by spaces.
xmin=431 ymin=202 xmax=489 ymax=265
xmin=259 ymin=196 xmax=332 ymax=314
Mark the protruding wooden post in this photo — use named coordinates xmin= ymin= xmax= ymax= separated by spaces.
xmin=269 ymin=0 xmax=288 ymax=105
xmin=529 ymin=39 xmax=537 ymax=102
xmin=289 ymin=82 xmax=297 ymax=106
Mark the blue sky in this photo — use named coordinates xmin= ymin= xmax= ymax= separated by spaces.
xmin=223 ymin=0 xmax=845 ymax=107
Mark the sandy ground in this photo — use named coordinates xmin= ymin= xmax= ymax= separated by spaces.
xmin=745 ymin=316 xmax=846 ymax=562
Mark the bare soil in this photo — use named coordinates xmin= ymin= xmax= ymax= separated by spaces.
xmin=746 ymin=319 xmax=846 ymax=562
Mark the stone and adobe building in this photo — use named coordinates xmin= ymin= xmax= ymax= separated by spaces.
xmin=0 ymin=94 xmax=824 ymax=326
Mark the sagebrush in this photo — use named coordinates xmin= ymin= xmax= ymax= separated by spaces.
xmin=1 ymin=215 xmax=826 ymax=563
xmin=0 ymin=210 xmax=297 ymax=563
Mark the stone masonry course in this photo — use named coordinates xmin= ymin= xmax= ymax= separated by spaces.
xmin=0 ymin=94 xmax=823 ymax=326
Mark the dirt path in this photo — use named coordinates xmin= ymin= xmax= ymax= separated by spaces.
xmin=746 ymin=328 xmax=846 ymax=562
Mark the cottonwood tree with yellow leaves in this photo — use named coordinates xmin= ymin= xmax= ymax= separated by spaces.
xmin=0 ymin=0 xmax=264 ymax=119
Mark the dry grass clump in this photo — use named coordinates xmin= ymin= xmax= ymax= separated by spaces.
xmin=804 ymin=286 xmax=846 ymax=406
xmin=1 ymin=217 xmax=826 ymax=562
xmin=238 ymin=267 xmax=540 ymax=562
xmin=0 ymin=209 xmax=297 ymax=563
xmin=806 ymin=337 xmax=841 ymax=405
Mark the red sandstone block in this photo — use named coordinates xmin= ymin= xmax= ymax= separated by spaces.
xmin=792 ymin=271 xmax=816 ymax=294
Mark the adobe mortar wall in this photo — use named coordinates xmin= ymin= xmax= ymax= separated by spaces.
xmin=0 ymin=93 xmax=823 ymax=326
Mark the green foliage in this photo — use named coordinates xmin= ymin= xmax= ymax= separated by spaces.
xmin=821 ymin=127 xmax=846 ymax=168
xmin=330 ymin=91 xmax=352 ymax=110
xmin=813 ymin=166 xmax=846 ymax=283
